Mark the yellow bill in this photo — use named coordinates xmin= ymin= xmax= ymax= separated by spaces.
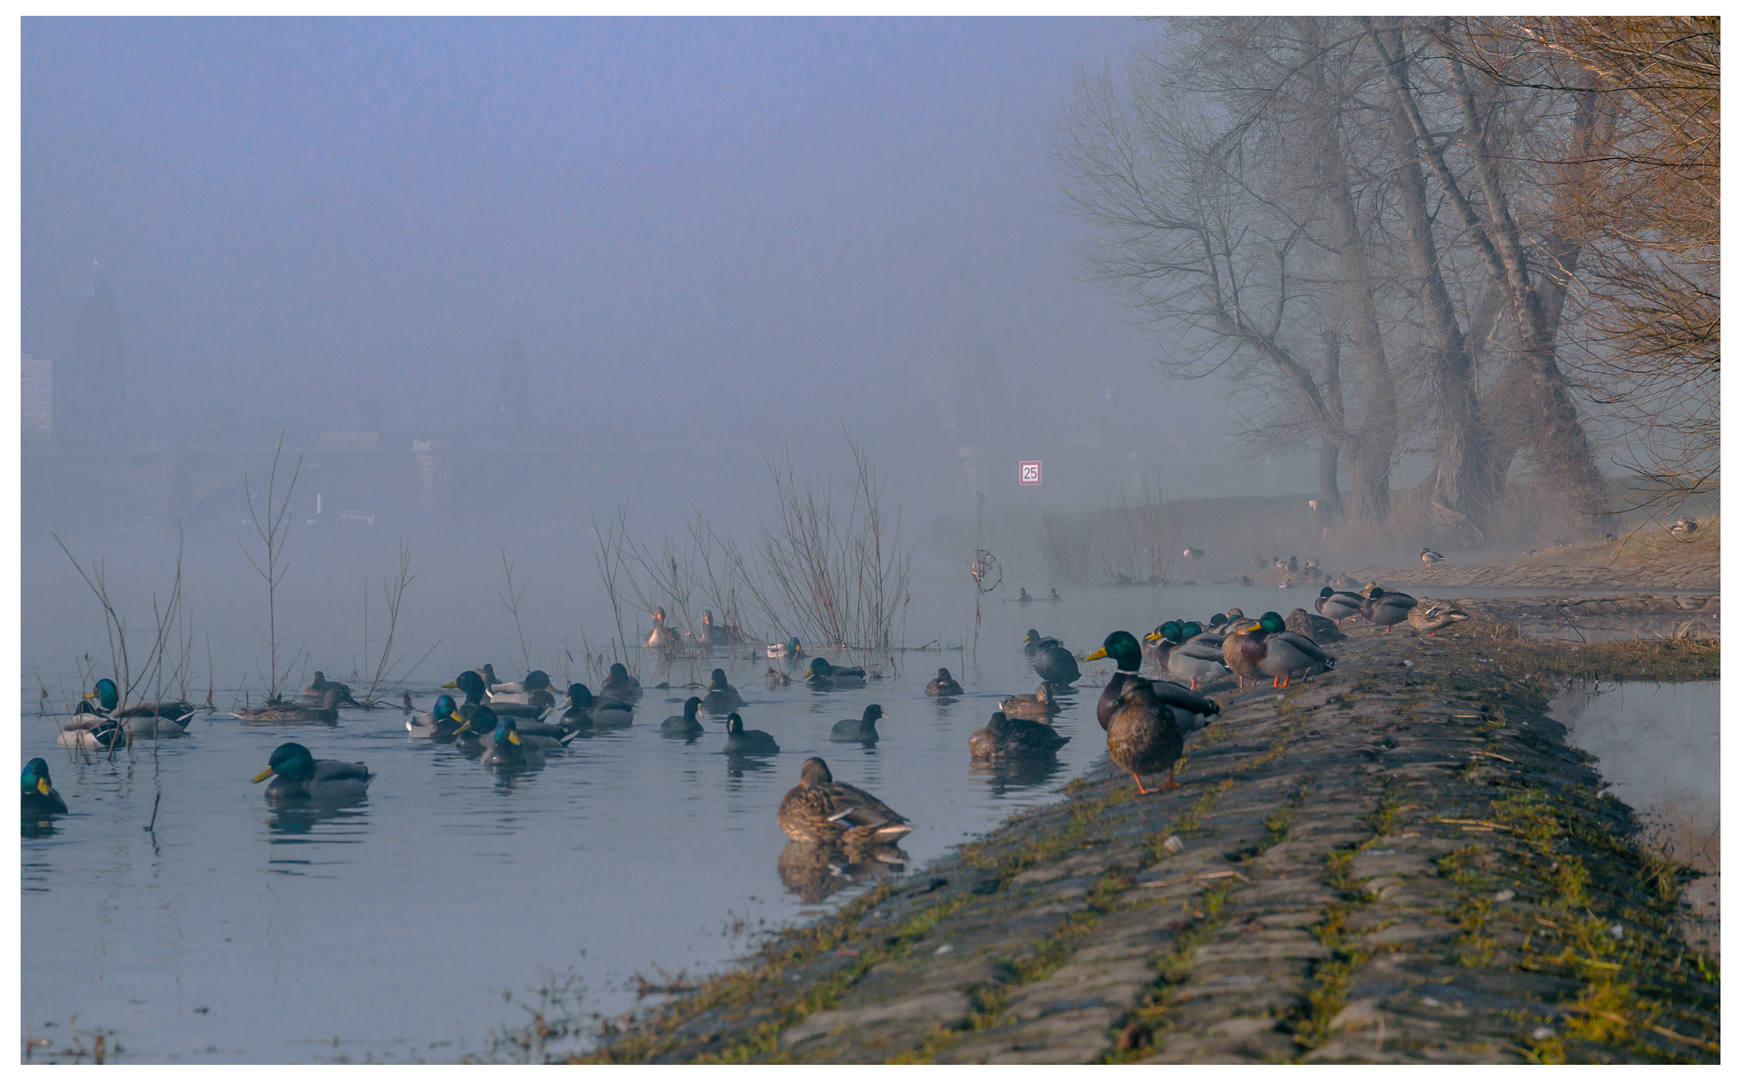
xmin=1083 ymin=647 xmax=1108 ymax=661
xmin=37 ymin=778 xmax=52 ymax=796
xmin=507 ymin=730 xmax=520 ymax=745
xmin=440 ymin=680 xmax=458 ymax=689
xmin=251 ymin=767 xmax=275 ymax=783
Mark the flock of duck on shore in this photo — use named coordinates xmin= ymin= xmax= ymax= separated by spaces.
xmin=24 ymin=584 xmax=1470 ymax=869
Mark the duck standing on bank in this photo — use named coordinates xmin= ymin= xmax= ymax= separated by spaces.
xmin=777 ymin=758 xmax=912 ymax=846
xmin=1359 ymin=587 xmax=1418 ymax=631
xmin=1103 ymin=677 xmax=1213 ymax=795
xmin=1315 ymin=586 xmax=1365 ymax=627
xmin=1226 ymin=612 xmax=1336 ymax=688
xmin=969 ymin=711 xmax=1069 ymax=761
xmin=1146 ymin=622 xmax=1231 ymax=690
xmin=925 ymin=668 xmax=964 ymax=696
xmin=1086 ymin=631 xmax=1220 ymax=731
xmin=1285 ymin=608 xmax=1345 ymax=643
xmin=1421 ymin=547 xmax=1445 ymax=566
xmin=251 ymin=742 xmax=372 ymax=801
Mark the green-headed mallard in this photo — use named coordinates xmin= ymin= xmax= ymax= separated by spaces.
xmin=1285 ymin=608 xmax=1345 ymax=642
xmin=1408 ymin=600 xmax=1470 ymax=636
xmin=1104 ymin=678 xmax=1212 ymax=794
xmin=1087 ymin=631 xmax=1220 ymax=731
xmin=406 ymin=694 xmax=464 ymax=740
xmin=251 ymin=742 xmax=371 ymax=801
xmin=925 ymin=668 xmax=964 ymax=697
xmin=70 ymin=677 xmax=196 ymax=737
xmin=969 ymin=711 xmax=1069 ymax=760
xmin=600 ymin=663 xmax=643 ymax=703
xmin=767 ymin=636 xmax=804 ymax=661
xmin=777 ymin=757 xmax=912 ymax=845
xmin=998 ymin=682 xmax=1058 ymax=721
xmin=1359 ymin=587 xmax=1418 ymax=630
xmin=1227 ymin=612 xmax=1337 ymax=688
xmin=236 ymin=689 xmax=342 ymax=724
xmin=479 ymin=715 xmax=545 ymax=770
xmin=805 ymin=657 xmax=867 ymax=691
xmin=662 ymin=696 xmax=706 ymax=739
xmin=301 ymin=671 xmax=358 ymax=707
xmin=1315 ymin=586 xmax=1365 ymax=626
xmin=23 ymin=758 xmax=68 ymax=817
xmin=487 ymin=669 xmax=555 ymax=706
xmin=1145 ymin=622 xmax=1231 ymax=690
xmin=700 ymin=668 xmax=745 ymax=714
xmin=450 ymin=670 xmax=549 ymax=721
xmin=562 ymin=683 xmax=633 ymax=729
xmin=829 ymin=704 xmax=884 ymax=744
xmin=724 ymin=712 xmax=780 ymax=755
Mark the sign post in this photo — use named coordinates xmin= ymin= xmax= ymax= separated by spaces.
xmin=1018 ymin=461 xmax=1042 ymax=486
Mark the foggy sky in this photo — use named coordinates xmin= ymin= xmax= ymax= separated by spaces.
xmin=22 ymin=17 xmax=1248 ymax=447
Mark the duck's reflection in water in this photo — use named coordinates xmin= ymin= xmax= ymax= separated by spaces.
xmin=266 ymin=798 xmax=369 ymax=838
xmin=725 ymin=752 xmax=776 ymax=779
xmin=968 ymin=754 xmax=1064 ymax=797
xmin=777 ymin=841 xmax=906 ymax=904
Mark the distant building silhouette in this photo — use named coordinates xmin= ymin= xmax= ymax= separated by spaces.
xmin=56 ymin=261 xmax=126 ymax=440
xmin=496 ymin=335 xmax=530 ymax=427
xmin=21 ymin=354 xmax=52 ymax=439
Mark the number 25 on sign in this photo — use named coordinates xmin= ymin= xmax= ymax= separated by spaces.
xmin=1018 ymin=461 xmax=1042 ymax=486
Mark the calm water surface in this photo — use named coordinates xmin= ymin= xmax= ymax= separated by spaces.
xmin=23 ymin=583 xmax=1312 ymax=1062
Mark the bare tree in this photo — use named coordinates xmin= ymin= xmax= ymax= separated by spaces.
xmin=240 ymin=432 xmax=304 ymax=700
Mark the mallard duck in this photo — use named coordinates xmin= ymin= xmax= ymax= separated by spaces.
xmin=479 ymin=715 xmax=545 ymax=770
xmin=723 ymin=712 xmax=780 ymax=755
xmin=1285 ymin=608 xmax=1345 ymax=642
xmin=58 ymin=715 xmax=127 ymax=750
xmin=301 ymin=671 xmax=358 ymax=706
xmin=662 ymin=696 xmax=706 ymax=738
xmin=969 ymin=711 xmax=1069 ymax=760
xmin=647 ymin=607 xmax=679 ymax=652
xmin=235 ymin=689 xmax=342 ymax=724
xmin=1047 ymin=588 xmax=1062 ymax=601
xmin=700 ymin=668 xmax=746 ymax=714
xmin=1221 ymin=607 xmax=1260 ymax=633
xmin=804 ymin=657 xmax=867 ymax=690
xmin=563 ymin=683 xmax=634 ymax=729
xmin=407 ymin=694 xmax=464 ymax=739
xmin=777 ymin=757 xmax=912 ymax=845
xmin=1016 ymin=587 xmax=1034 ymax=603
xmin=1671 ymin=518 xmax=1698 ymax=536
xmin=767 ymin=636 xmax=804 ymax=661
xmin=1103 ymin=678 xmax=1212 ymax=794
xmin=251 ymin=742 xmax=371 ymax=801
xmin=1408 ymin=600 xmax=1470 ymax=635
xmin=1227 ymin=612 xmax=1336 ymax=688
xmin=1421 ymin=547 xmax=1446 ymax=565
xmin=486 ymin=669 xmax=555 ymax=704
xmin=449 ymin=670 xmax=549 ymax=721
xmin=925 ymin=668 xmax=964 ymax=696
xmin=1359 ymin=587 xmax=1418 ymax=630
xmin=1026 ymin=635 xmax=1080 ymax=687
xmin=1315 ymin=586 xmax=1365 ymax=626
xmin=1022 ymin=629 xmax=1062 ymax=657
xmin=23 ymin=758 xmax=68 ymax=817
xmin=69 ymin=678 xmax=196 ymax=737
xmin=998 ymin=682 xmax=1058 ymax=721
xmin=1145 ymin=623 xmax=1231 ymax=690
xmin=600 ymin=663 xmax=644 ymax=703
xmin=1087 ymin=631 xmax=1220 ymax=730
xmin=829 ymin=704 xmax=885 ymax=743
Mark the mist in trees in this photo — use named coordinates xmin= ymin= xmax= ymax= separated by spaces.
xmin=1057 ymin=16 xmax=1716 ymax=546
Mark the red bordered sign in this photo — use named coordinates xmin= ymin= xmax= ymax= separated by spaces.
xmin=1018 ymin=461 xmax=1042 ymax=486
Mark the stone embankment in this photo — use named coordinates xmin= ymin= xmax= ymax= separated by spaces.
xmin=583 ymin=622 xmax=1719 ymax=1064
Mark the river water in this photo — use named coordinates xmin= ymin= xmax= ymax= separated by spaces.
xmin=22 ymin=580 xmax=1317 ymax=1063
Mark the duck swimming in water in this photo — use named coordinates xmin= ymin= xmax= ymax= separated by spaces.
xmin=647 ymin=607 xmax=679 ymax=653
xmin=1016 ymin=587 xmax=1034 ymax=603
xmin=1359 ymin=587 xmax=1418 ymax=630
xmin=1047 ymin=588 xmax=1061 ymax=601
xmin=486 ymin=670 xmax=555 ymax=705
xmin=700 ymin=669 xmax=746 ymax=714
xmin=235 ymin=689 xmax=343 ymax=724
xmin=777 ymin=758 xmax=912 ymax=846
xmin=448 ymin=670 xmax=549 ymax=721
xmin=723 ymin=712 xmax=780 ymax=755
xmin=480 ymin=715 xmax=545 ymax=770
xmin=969 ymin=711 xmax=1069 ymax=760
xmin=406 ymin=694 xmax=465 ymax=740
xmin=829 ymin=704 xmax=885 ymax=744
xmin=22 ymin=758 xmax=68 ymax=817
xmin=68 ymin=678 xmax=197 ymax=738
xmin=998 ymin=682 xmax=1059 ymax=722
xmin=925 ymin=668 xmax=964 ymax=697
xmin=251 ymin=742 xmax=371 ymax=801
xmin=1022 ymin=629 xmax=1062 ymax=657
xmin=600 ymin=663 xmax=644 ymax=703
xmin=662 ymin=697 xmax=706 ymax=738
xmin=563 ymin=683 xmax=634 ymax=729
xmin=804 ymin=657 xmax=867 ymax=690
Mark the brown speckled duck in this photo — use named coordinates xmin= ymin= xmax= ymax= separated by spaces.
xmin=777 ymin=758 xmax=912 ymax=846
xmin=968 ymin=711 xmax=1070 ymax=760
xmin=1103 ymin=678 xmax=1212 ymax=794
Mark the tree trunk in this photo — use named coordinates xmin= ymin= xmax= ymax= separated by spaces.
xmin=1316 ymin=438 xmax=1342 ymax=527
